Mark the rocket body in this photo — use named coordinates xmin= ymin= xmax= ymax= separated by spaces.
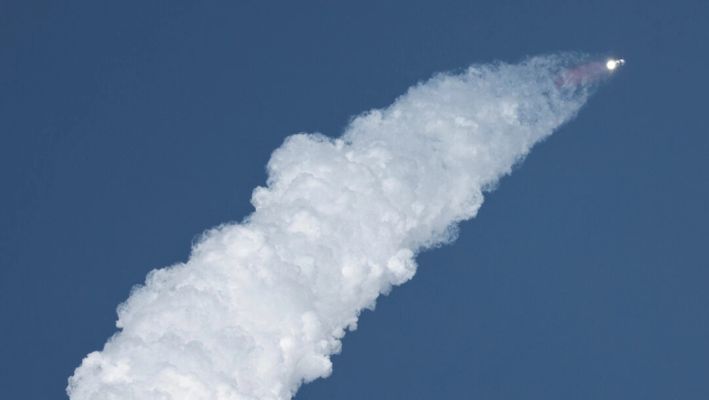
xmin=556 ymin=58 xmax=625 ymax=87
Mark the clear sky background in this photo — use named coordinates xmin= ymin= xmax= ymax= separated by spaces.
xmin=1 ymin=1 xmax=707 ymax=398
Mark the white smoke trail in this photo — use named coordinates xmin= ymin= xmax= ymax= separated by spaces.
xmin=68 ymin=54 xmax=597 ymax=400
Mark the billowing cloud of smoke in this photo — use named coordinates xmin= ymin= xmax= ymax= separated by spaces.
xmin=68 ymin=54 xmax=598 ymax=400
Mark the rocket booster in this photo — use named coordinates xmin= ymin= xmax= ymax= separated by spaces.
xmin=556 ymin=58 xmax=625 ymax=88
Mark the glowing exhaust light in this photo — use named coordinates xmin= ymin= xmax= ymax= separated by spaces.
xmin=606 ymin=58 xmax=624 ymax=71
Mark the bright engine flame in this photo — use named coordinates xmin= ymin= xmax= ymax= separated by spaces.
xmin=606 ymin=58 xmax=625 ymax=71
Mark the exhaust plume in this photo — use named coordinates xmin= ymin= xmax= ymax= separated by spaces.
xmin=68 ymin=54 xmax=600 ymax=400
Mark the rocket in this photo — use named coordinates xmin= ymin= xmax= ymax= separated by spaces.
xmin=556 ymin=58 xmax=625 ymax=88
xmin=605 ymin=58 xmax=625 ymax=70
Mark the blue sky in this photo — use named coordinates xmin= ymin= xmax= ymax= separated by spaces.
xmin=1 ymin=1 xmax=708 ymax=398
